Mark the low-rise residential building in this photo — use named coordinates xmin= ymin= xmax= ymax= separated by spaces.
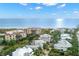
xmin=12 ymin=47 xmax=33 ymax=56
xmin=54 ymin=39 xmax=72 ymax=51
xmin=59 ymin=28 xmax=66 ymax=33
xmin=26 ymin=45 xmax=39 ymax=50
xmin=31 ymin=40 xmax=46 ymax=48
xmin=39 ymin=34 xmax=52 ymax=42
xmin=60 ymin=33 xmax=72 ymax=40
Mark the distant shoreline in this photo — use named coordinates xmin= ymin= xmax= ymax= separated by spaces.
xmin=0 ymin=27 xmax=77 ymax=29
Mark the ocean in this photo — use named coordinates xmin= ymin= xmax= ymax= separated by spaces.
xmin=0 ymin=18 xmax=79 ymax=28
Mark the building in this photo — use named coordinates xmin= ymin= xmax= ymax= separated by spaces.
xmin=39 ymin=34 xmax=52 ymax=42
xmin=26 ymin=28 xmax=32 ymax=34
xmin=26 ymin=40 xmax=46 ymax=50
xmin=35 ymin=28 xmax=41 ymax=34
xmin=5 ymin=30 xmax=27 ymax=41
xmin=59 ymin=28 xmax=66 ymax=33
xmin=5 ymin=33 xmax=16 ymax=41
xmin=12 ymin=47 xmax=33 ymax=56
xmin=26 ymin=45 xmax=39 ymax=50
xmin=26 ymin=28 xmax=41 ymax=35
xmin=54 ymin=39 xmax=72 ymax=51
xmin=60 ymin=33 xmax=72 ymax=40
xmin=31 ymin=40 xmax=46 ymax=48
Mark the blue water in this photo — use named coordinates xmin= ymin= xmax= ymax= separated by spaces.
xmin=0 ymin=18 xmax=79 ymax=28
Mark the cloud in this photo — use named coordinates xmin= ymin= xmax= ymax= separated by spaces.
xmin=73 ymin=10 xmax=79 ymax=14
xmin=19 ymin=3 xmax=28 ymax=6
xmin=57 ymin=4 xmax=66 ymax=8
xmin=35 ymin=6 xmax=42 ymax=10
xmin=52 ymin=13 xmax=57 ymax=15
xmin=30 ymin=8 xmax=33 ymax=10
xmin=57 ymin=18 xmax=63 ymax=22
xmin=42 ymin=3 xmax=58 ymax=6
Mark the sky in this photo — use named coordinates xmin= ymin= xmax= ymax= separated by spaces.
xmin=0 ymin=3 xmax=79 ymax=28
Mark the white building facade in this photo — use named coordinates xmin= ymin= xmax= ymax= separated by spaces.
xmin=39 ymin=34 xmax=52 ymax=42
xmin=31 ymin=40 xmax=46 ymax=48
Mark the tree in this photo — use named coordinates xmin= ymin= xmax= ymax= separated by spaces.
xmin=43 ymin=43 xmax=49 ymax=50
xmin=43 ymin=42 xmax=50 ymax=50
xmin=50 ymin=30 xmax=61 ymax=43
xmin=48 ymin=48 xmax=60 ymax=56
xmin=0 ymin=38 xmax=4 ymax=45
xmin=70 ymin=31 xmax=78 ymax=56
xmin=33 ymin=47 xmax=45 ymax=56
xmin=9 ymin=40 xmax=16 ymax=46
xmin=41 ymin=29 xmax=51 ymax=34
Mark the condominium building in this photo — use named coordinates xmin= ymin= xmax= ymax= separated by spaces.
xmin=5 ymin=33 xmax=16 ymax=41
xmin=5 ymin=30 xmax=27 ymax=41
xmin=35 ymin=28 xmax=41 ymax=34
xmin=26 ymin=28 xmax=32 ymax=34
xmin=26 ymin=28 xmax=41 ymax=35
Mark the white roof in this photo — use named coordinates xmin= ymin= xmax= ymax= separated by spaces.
xmin=40 ymin=34 xmax=51 ymax=38
xmin=12 ymin=47 xmax=33 ymax=56
xmin=32 ymin=40 xmax=46 ymax=45
xmin=26 ymin=45 xmax=39 ymax=49
xmin=33 ymin=40 xmax=45 ymax=43
xmin=61 ymin=33 xmax=72 ymax=39
xmin=54 ymin=40 xmax=72 ymax=48
xmin=39 ymin=34 xmax=51 ymax=42
xmin=61 ymin=33 xmax=70 ymax=37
